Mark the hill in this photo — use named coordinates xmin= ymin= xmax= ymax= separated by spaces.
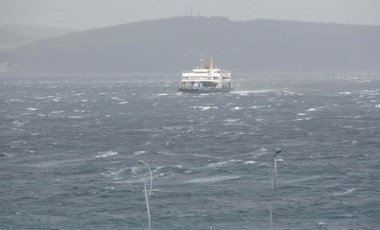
xmin=0 ymin=25 xmax=74 ymax=50
xmin=0 ymin=17 xmax=379 ymax=74
xmin=0 ymin=30 xmax=32 ymax=47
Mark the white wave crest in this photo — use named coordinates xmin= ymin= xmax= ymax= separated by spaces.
xmin=134 ymin=150 xmax=146 ymax=155
xmin=188 ymin=175 xmax=240 ymax=184
xmin=191 ymin=106 xmax=218 ymax=111
xmin=333 ymin=188 xmax=356 ymax=196
xmin=231 ymin=106 xmax=242 ymax=110
xmin=207 ymin=159 xmax=241 ymax=167
xmin=95 ymin=151 xmax=118 ymax=158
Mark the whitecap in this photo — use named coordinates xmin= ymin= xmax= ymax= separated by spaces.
xmin=296 ymin=117 xmax=312 ymax=121
xmin=207 ymin=159 xmax=240 ymax=167
xmin=200 ymin=106 xmax=211 ymax=111
xmin=37 ymin=113 xmax=49 ymax=117
xmin=95 ymin=151 xmax=118 ymax=158
xmin=285 ymin=175 xmax=321 ymax=184
xmin=51 ymin=110 xmax=64 ymax=114
xmin=191 ymin=106 xmax=218 ymax=111
xmin=251 ymin=149 xmax=269 ymax=158
xmin=253 ymin=89 xmax=276 ymax=94
xmin=224 ymin=119 xmax=240 ymax=123
xmin=26 ymin=108 xmax=37 ymax=111
xmin=191 ymin=153 xmax=224 ymax=159
xmin=133 ymin=150 xmax=146 ymax=155
xmin=118 ymin=101 xmax=128 ymax=104
xmin=103 ymin=167 xmax=139 ymax=177
xmin=243 ymin=161 xmax=256 ymax=165
xmin=68 ymin=116 xmax=85 ymax=119
xmin=333 ymin=188 xmax=356 ymax=196
xmin=177 ymin=213 xmax=196 ymax=218
xmin=231 ymin=106 xmax=242 ymax=110
xmin=12 ymin=120 xmax=29 ymax=127
xmin=7 ymin=98 xmax=24 ymax=103
xmin=250 ymin=105 xmax=265 ymax=109
xmin=188 ymin=175 xmax=240 ymax=184
xmin=232 ymin=91 xmax=253 ymax=96
xmin=339 ymin=92 xmax=352 ymax=95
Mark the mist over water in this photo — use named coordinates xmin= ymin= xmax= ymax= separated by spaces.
xmin=1 ymin=74 xmax=379 ymax=229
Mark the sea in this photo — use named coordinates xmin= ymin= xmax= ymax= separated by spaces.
xmin=1 ymin=73 xmax=379 ymax=230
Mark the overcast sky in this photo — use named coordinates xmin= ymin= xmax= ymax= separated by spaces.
xmin=1 ymin=0 xmax=379 ymax=30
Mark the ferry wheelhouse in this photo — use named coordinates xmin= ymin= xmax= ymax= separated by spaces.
xmin=178 ymin=56 xmax=232 ymax=93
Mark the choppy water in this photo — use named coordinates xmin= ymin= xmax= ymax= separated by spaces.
xmin=1 ymin=74 xmax=379 ymax=230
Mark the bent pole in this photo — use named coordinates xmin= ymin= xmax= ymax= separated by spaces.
xmin=138 ymin=160 xmax=153 ymax=230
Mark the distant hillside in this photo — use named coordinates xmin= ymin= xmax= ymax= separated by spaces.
xmin=0 ymin=17 xmax=379 ymax=74
xmin=0 ymin=25 xmax=74 ymax=50
xmin=0 ymin=30 xmax=32 ymax=47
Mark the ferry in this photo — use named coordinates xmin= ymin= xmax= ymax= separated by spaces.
xmin=178 ymin=56 xmax=232 ymax=93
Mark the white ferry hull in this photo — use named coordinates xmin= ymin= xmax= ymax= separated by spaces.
xmin=178 ymin=87 xmax=232 ymax=93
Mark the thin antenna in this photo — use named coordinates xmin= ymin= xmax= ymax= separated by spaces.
xmin=270 ymin=149 xmax=281 ymax=230
xmin=138 ymin=160 xmax=153 ymax=230
xmin=200 ymin=54 xmax=205 ymax=69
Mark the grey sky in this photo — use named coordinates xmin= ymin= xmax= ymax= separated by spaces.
xmin=0 ymin=0 xmax=379 ymax=30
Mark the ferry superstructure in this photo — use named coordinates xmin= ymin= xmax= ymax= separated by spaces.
xmin=178 ymin=56 xmax=232 ymax=93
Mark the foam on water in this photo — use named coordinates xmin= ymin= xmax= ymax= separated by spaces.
xmin=305 ymin=106 xmax=326 ymax=112
xmin=333 ymin=188 xmax=356 ymax=196
xmin=207 ymin=159 xmax=241 ymax=167
xmin=68 ymin=115 xmax=86 ymax=119
xmin=190 ymin=106 xmax=218 ymax=111
xmin=188 ymin=175 xmax=240 ymax=184
xmin=231 ymin=106 xmax=242 ymax=110
xmin=95 ymin=151 xmax=118 ymax=158
xmin=339 ymin=91 xmax=352 ymax=95
xmin=133 ymin=150 xmax=147 ymax=155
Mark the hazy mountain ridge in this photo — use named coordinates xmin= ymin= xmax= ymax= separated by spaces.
xmin=0 ymin=25 xmax=74 ymax=50
xmin=0 ymin=17 xmax=379 ymax=74
xmin=0 ymin=30 xmax=32 ymax=47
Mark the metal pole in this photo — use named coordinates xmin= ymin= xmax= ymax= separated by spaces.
xmin=138 ymin=160 xmax=152 ymax=230
xmin=270 ymin=149 xmax=281 ymax=230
